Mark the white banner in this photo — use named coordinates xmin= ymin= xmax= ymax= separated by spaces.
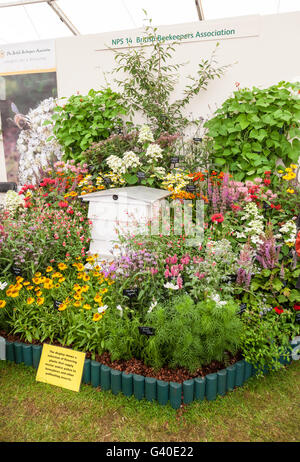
xmin=0 ymin=39 xmax=55 ymax=75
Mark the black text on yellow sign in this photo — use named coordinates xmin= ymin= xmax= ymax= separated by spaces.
xmin=36 ymin=344 xmax=86 ymax=392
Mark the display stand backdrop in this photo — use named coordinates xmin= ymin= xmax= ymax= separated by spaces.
xmin=1 ymin=11 xmax=300 ymax=183
xmin=0 ymin=39 xmax=57 ymax=182
xmin=55 ymin=12 xmax=300 ymax=120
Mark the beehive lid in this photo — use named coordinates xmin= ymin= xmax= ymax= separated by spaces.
xmin=80 ymin=186 xmax=172 ymax=203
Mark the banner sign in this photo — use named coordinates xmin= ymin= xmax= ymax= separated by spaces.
xmin=0 ymin=39 xmax=55 ymax=76
xmin=36 ymin=344 xmax=85 ymax=392
xmin=95 ymin=16 xmax=260 ymax=51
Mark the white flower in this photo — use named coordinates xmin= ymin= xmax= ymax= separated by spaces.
xmin=4 ymin=190 xmax=23 ymax=214
xmin=147 ymin=300 xmax=158 ymax=313
xmin=145 ymin=144 xmax=163 ymax=161
xmin=98 ymin=305 xmax=108 ymax=313
xmin=138 ymin=125 xmax=154 ymax=144
xmin=164 ymin=282 xmax=179 ymax=290
xmin=17 ymin=97 xmax=63 ymax=186
xmin=0 ymin=281 xmax=8 ymax=291
xmin=122 ymin=151 xmax=141 ymax=170
xmin=116 ymin=305 xmax=123 ymax=317
xmin=106 ymin=155 xmax=123 ymax=173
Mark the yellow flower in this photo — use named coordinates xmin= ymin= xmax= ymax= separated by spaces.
xmin=287 ymin=188 xmax=294 ymax=194
xmin=94 ymin=294 xmax=102 ymax=303
xmin=73 ymin=294 xmax=82 ymax=301
xmin=58 ymin=303 xmax=67 ymax=311
xmin=26 ymin=285 xmax=34 ymax=291
xmin=36 ymin=290 xmax=43 ymax=297
xmin=81 ymin=285 xmax=89 ymax=293
xmin=52 ymin=272 xmax=62 ymax=279
xmin=46 ymin=266 xmax=53 ymax=273
xmin=285 ymin=167 xmax=292 ymax=172
xmin=32 ymin=277 xmax=41 ymax=285
xmin=93 ymin=313 xmax=102 ymax=322
xmin=16 ymin=276 xmax=24 ymax=283
xmin=55 ymin=283 xmax=60 ymax=289
xmin=23 ymin=281 xmax=30 ymax=286
xmin=26 ymin=297 xmax=34 ymax=305
xmin=73 ymin=301 xmax=81 ymax=307
xmin=37 ymin=297 xmax=44 ymax=306
xmin=278 ymin=170 xmax=283 ymax=174
xmin=82 ymin=273 xmax=90 ymax=281
xmin=290 ymin=164 xmax=298 ymax=169
xmin=0 ymin=300 xmax=6 ymax=308
xmin=100 ymin=288 xmax=108 ymax=294
xmin=58 ymin=263 xmax=67 ymax=271
xmin=34 ymin=272 xmax=41 ymax=277
xmin=58 ymin=277 xmax=65 ymax=283
xmin=83 ymin=304 xmax=91 ymax=310
xmin=10 ymin=291 xmax=20 ymax=298
xmin=77 ymin=273 xmax=83 ymax=279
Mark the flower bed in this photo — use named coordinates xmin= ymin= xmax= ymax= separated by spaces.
xmin=1 ymin=80 xmax=300 ymax=405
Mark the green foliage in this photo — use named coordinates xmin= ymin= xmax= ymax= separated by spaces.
xmin=82 ymin=131 xmax=139 ymax=175
xmin=141 ymin=295 xmax=243 ymax=372
xmin=51 ymin=87 xmax=128 ymax=162
xmin=204 ymin=81 xmax=300 ymax=181
xmin=241 ymin=309 xmax=300 ymax=376
xmin=112 ymin=16 xmax=229 ymax=136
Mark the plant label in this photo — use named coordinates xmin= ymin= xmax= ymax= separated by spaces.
xmin=186 ymin=185 xmax=196 ymax=193
xmin=36 ymin=344 xmax=86 ymax=392
xmin=138 ymin=326 xmax=156 ymax=336
xmin=170 ymin=157 xmax=179 ymax=164
xmin=53 ymin=300 xmax=62 ymax=310
xmin=137 ymin=172 xmax=146 ymax=179
xmin=123 ymin=288 xmax=139 ymax=298
xmin=12 ymin=266 xmax=22 ymax=276
xmin=193 ymin=137 xmax=202 ymax=142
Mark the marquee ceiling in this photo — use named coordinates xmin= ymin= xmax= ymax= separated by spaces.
xmin=0 ymin=0 xmax=299 ymax=44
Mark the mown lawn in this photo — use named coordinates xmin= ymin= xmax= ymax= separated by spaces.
xmin=0 ymin=360 xmax=299 ymax=443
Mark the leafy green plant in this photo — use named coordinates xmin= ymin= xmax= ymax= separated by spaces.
xmin=241 ymin=308 xmax=300 ymax=376
xmin=205 ymin=81 xmax=300 ymax=181
xmin=141 ymin=295 xmax=242 ymax=372
xmin=112 ymin=15 xmax=229 ymax=136
xmin=50 ymin=87 xmax=128 ymax=162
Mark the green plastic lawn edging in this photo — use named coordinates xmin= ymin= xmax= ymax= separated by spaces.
xmin=3 ymin=339 xmax=299 ymax=410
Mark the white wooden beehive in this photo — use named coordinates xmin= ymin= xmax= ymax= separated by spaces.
xmin=80 ymin=186 xmax=172 ymax=260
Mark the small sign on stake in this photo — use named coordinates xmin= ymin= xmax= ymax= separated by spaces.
xmin=138 ymin=326 xmax=156 ymax=336
xmin=193 ymin=137 xmax=202 ymax=142
xmin=123 ymin=288 xmax=139 ymax=298
xmin=238 ymin=303 xmax=247 ymax=316
xmin=11 ymin=266 xmax=22 ymax=277
xmin=186 ymin=185 xmax=196 ymax=193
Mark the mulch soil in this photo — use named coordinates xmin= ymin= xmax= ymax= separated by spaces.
xmin=0 ymin=329 xmax=242 ymax=383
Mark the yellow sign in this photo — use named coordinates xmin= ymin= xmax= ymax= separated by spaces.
xmin=36 ymin=344 xmax=86 ymax=392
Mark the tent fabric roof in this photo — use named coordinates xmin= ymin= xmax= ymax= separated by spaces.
xmin=0 ymin=0 xmax=300 ymax=44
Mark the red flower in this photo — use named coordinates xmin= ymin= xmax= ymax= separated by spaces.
xmin=293 ymin=304 xmax=300 ymax=311
xmin=264 ymin=178 xmax=271 ymax=186
xmin=211 ymin=213 xmax=224 ymax=223
xmin=274 ymin=306 xmax=284 ymax=315
xmin=58 ymin=201 xmax=68 ymax=208
xmin=264 ymin=171 xmax=271 ymax=175
xmin=296 ymin=231 xmax=300 ymax=257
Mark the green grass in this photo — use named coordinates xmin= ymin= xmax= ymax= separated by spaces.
xmin=0 ymin=360 xmax=299 ymax=442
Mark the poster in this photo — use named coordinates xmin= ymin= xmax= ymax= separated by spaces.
xmin=0 ymin=39 xmax=57 ymax=183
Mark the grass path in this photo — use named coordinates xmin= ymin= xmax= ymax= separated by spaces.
xmin=0 ymin=360 xmax=299 ymax=442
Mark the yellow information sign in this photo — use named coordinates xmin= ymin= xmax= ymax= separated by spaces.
xmin=36 ymin=344 xmax=86 ymax=392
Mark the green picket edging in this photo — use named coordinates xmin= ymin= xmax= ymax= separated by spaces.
xmin=3 ymin=339 xmax=299 ymax=410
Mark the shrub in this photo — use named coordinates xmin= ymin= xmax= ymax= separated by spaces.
xmin=204 ymin=81 xmax=300 ymax=181
xmin=51 ymin=87 xmax=128 ymax=162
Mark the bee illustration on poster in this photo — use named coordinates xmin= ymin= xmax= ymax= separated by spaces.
xmin=0 ymin=71 xmax=57 ymax=183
